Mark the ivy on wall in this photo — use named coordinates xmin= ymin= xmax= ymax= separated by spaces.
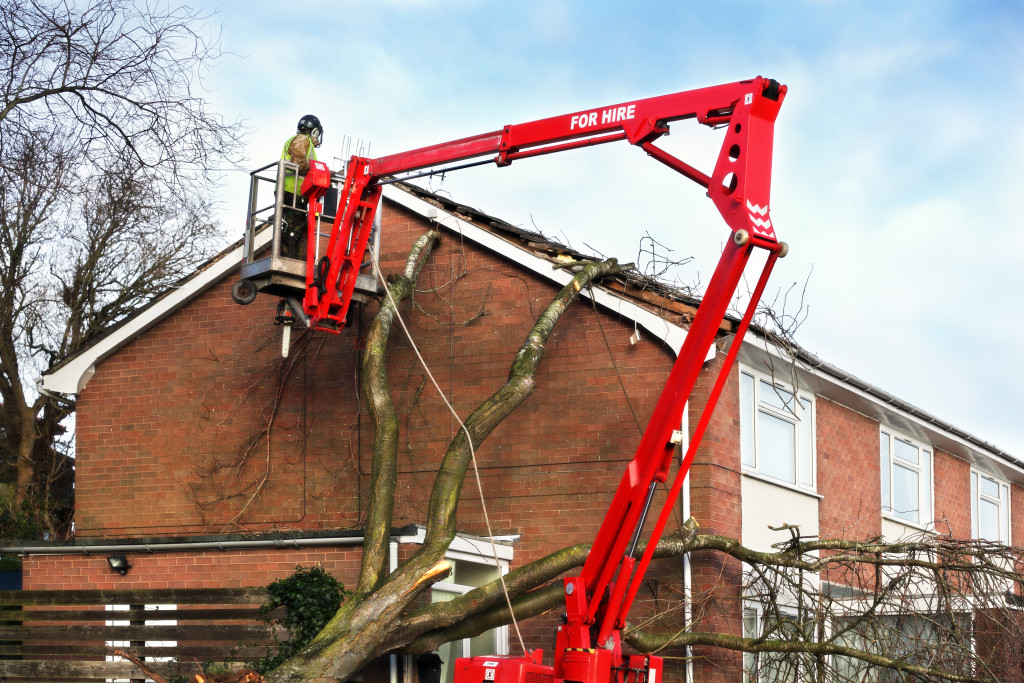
xmin=252 ymin=565 xmax=351 ymax=673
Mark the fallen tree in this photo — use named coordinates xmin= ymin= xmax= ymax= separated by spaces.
xmin=227 ymin=231 xmax=1023 ymax=683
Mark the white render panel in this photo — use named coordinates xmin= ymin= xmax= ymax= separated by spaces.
xmin=741 ymin=474 xmax=819 ymax=554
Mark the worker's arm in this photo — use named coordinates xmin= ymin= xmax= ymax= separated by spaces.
xmin=286 ymin=134 xmax=313 ymax=174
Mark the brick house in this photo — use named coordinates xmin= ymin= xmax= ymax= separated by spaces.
xmin=29 ymin=182 xmax=1023 ymax=681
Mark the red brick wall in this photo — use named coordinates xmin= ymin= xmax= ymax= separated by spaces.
xmin=25 ymin=547 xmax=363 ymax=591
xmin=689 ymin=355 xmax=742 ymax=540
xmin=817 ymin=401 xmax=978 ymax=542
xmin=70 ymin=202 xmax=678 ymax=543
xmin=933 ymin=448 xmax=971 ymax=538
xmin=687 ymin=354 xmax=744 ymax=683
xmin=45 ymin=199 xmax=688 ymax=661
xmin=817 ymin=397 xmax=881 ymax=541
xmin=1014 ymin=484 xmax=1024 ymax=548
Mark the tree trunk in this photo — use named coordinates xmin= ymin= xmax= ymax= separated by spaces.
xmin=12 ymin=406 xmax=35 ymax=508
xmin=266 ymin=241 xmax=624 ymax=682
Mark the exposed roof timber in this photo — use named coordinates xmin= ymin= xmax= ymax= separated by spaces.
xmin=381 ymin=185 xmax=695 ymax=356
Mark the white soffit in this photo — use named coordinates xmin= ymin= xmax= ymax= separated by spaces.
xmin=42 ymin=229 xmax=272 ymax=395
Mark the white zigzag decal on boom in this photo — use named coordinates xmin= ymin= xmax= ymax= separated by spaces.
xmin=746 ymin=200 xmax=769 ymax=216
xmin=746 ymin=200 xmax=776 ymax=238
xmin=749 ymin=216 xmax=775 ymax=238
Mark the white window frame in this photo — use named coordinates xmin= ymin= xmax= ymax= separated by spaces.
xmin=428 ymin=536 xmax=511 ymax=683
xmin=742 ymin=604 xmax=814 ymax=683
xmin=740 ymin=367 xmax=816 ymax=493
xmin=826 ymin=606 xmax=974 ymax=682
xmin=971 ymin=468 xmax=1011 ymax=544
xmin=879 ymin=429 xmax=933 ymax=528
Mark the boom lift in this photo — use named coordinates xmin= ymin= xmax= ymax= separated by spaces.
xmin=236 ymin=77 xmax=787 ymax=681
xmin=447 ymin=78 xmax=787 ymax=683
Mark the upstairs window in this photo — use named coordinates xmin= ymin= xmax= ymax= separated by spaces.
xmin=740 ymin=369 xmax=815 ymax=492
xmin=880 ymin=430 xmax=932 ymax=526
xmin=971 ymin=469 xmax=1011 ymax=543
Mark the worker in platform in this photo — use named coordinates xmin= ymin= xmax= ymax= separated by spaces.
xmin=280 ymin=114 xmax=323 ymax=258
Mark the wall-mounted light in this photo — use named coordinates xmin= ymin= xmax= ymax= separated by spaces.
xmin=106 ymin=554 xmax=132 ymax=575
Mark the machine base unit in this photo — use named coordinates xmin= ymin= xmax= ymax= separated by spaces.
xmin=455 ymin=653 xmax=553 ymax=683
xmin=454 ymin=651 xmax=663 ymax=683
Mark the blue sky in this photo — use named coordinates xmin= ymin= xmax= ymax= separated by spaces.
xmin=201 ymin=1 xmax=1024 ymax=456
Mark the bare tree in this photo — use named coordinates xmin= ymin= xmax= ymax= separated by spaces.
xmin=0 ymin=0 xmax=244 ymax=537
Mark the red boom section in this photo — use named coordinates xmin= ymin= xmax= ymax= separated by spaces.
xmin=312 ymin=78 xmax=788 ymax=683
xmin=454 ymin=78 xmax=787 ymax=682
xmin=302 ymin=77 xmax=785 ymax=331
xmin=560 ymin=79 xmax=785 ymax=666
xmin=309 ymin=77 xmax=788 ymax=683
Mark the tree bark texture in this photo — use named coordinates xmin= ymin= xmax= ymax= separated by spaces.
xmin=266 ymin=244 xmax=624 ymax=682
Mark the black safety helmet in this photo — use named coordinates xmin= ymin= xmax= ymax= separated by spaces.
xmin=297 ymin=114 xmax=323 ymax=146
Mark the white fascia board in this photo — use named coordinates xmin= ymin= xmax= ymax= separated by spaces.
xmin=42 ymin=230 xmax=271 ymax=395
xmin=382 ymin=186 xmax=702 ymax=361
xmin=395 ymin=525 xmax=515 ymax=561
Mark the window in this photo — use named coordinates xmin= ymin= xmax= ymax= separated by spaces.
xmin=972 ymin=469 xmax=1011 ymax=543
xmin=879 ymin=430 xmax=932 ymax=526
xmin=401 ymin=528 xmax=513 ymax=682
xmin=740 ymin=370 xmax=815 ymax=491
xmin=743 ymin=607 xmax=814 ymax=682
xmin=431 ymin=556 xmax=509 ymax=683
xmin=831 ymin=613 xmax=970 ymax=682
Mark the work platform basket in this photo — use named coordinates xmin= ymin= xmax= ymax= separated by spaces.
xmin=233 ymin=159 xmax=380 ymax=322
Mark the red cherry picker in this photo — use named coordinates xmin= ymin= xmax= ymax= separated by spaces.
xmin=235 ymin=77 xmax=788 ymax=682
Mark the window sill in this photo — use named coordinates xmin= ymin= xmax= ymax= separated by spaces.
xmin=741 ymin=471 xmax=822 ymax=500
xmin=881 ymin=513 xmax=938 ymax=536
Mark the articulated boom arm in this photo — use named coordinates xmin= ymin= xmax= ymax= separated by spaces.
xmin=302 ymin=77 xmax=786 ymax=335
xmin=452 ymin=78 xmax=788 ymax=683
xmin=546 ymin=79 xmax=787 ymax=683
xmin=311 ymin=78 xmax=788 ymax=683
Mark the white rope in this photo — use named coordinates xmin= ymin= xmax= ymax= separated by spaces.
xmin=372 ymin=257 xmax=529 ymax=656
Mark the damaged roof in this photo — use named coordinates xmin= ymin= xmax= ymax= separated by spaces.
xmin=41 ymin=182 xmax=705 ymax=395
xmin=41 ymin=182 xmax=1019 ymax=474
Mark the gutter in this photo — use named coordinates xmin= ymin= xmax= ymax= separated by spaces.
xmin=794 ymin=346 xmax=1022 ymax=468
xmin=1 ymin=535 xmax=368 ymax=557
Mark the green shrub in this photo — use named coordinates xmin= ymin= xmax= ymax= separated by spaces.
xmin=252 ymin=565 xmax=350 ymax=674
